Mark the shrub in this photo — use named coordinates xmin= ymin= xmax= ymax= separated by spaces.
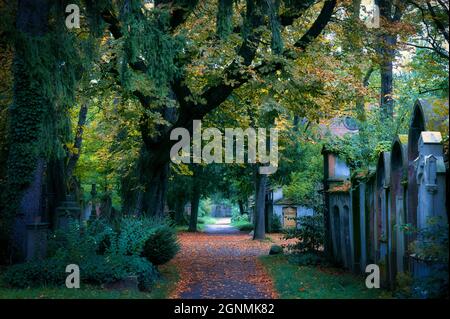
xmin=142 ymin=225 xmax=180 ymax=266
xmin=270 ymin=215 xmax=282 ymax=233
xmin=394 ymin=272 xmax=413 ymax=298
xmin=3 ymin=218 xmax=163 ymax=291
xmin=113 ymin=216 xmax=160 ymax=256
xmin=235 ymin=221 xmax=254 ymax=231
xmin=406 ymin=217 xmax=449 ymax=298
xmin=231 ymin=212 xmax=249 ymax=223
xmin=121 ymin=255 xmax=159 ymax=291
xmin=198 ymin=198 xmax=212 ymax=217
xmin=285 ymin=214 xmax=324 ymax=253
xmin=231 ymin=213 xmax=253 ymax=231
xmin=2 ymin=254 xmax=159 ymax=291
xmin=47 ymin=219 xmax=115 ymax=260
xmin=2 ymin=259 xmax=66 ymax=288
xmin=269 ymin=245 xmax=283 ymax=255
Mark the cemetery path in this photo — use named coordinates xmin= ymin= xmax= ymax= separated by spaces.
xmin=168 ymin=220 xmax=279 ymax=299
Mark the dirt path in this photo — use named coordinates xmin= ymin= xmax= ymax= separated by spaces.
xmin=169 ymin=218 xmax=278 ymax=299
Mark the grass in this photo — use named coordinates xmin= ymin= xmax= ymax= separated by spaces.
xmin=260 ymin=255 xmax=392 ymax=299
xmin=0 ymin=264 xmax=179 ymax=299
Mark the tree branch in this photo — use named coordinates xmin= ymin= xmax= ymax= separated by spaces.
xmin=294 ymin=0 xmax=337 ymax=50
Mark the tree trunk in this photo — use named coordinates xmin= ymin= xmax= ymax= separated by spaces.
xmin=253 ymin=168 xmax=267 ymax=240
xmin=65 ymin=102 xmax=88 ymax=183
xmin=379 ymin=35 xmax=395 ymax=119
xmin=376 ymin=0 xmax=402 ymax=119
xmin=142 ymin=161 xmax=169 ymax=217
xmin=355 ymin=65 xmax=374 ymax=121
xmin=188 ymin=167 xmax=201 ymax=232
xmin=238 ymin=199 xmax=245 ymax=215
xmin=174 ymin=198 xmax=186 ymax=225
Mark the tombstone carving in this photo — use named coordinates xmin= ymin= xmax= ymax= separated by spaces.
xmin=389 ymin=135 xmax=408 ymax=284
xmin=12 ymin=159 xmax=49 ymax=261
xmin=375 ymin=151 xmax=390 ymax=285
xmin=407 ymin=99 xmax=448 ymax=234
xmin=351 ymin=169 xmax=376 ymax=273
xmin=55 ymin=194 xmax=81 ymax=230
xmin=415 ymin=132 xmax=447 ymax=228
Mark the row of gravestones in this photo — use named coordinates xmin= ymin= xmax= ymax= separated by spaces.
xmin=323 ymin=99 xmax=448 ymax=288
xmin=13 ymin=184 xmax=105 ymax=262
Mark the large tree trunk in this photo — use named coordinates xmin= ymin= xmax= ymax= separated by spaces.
xmin=379 ymin=35 xmax=395 ymax=119
xmin=141 ymin=161 xmax=169 ymax=217
xmin=376 ymin=0 xmax=402 ymax=119
xmin=253 ymin=169 xmax=267 ymax=240
xmin=121 ymin=147 xmax=169 ymax=217
xmin=188 ymin=166 xmax=201 ymax=232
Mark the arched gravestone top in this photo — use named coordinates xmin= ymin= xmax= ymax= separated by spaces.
xmin=391 ymin=134 xmax=408 ymax=178
xmin=376 ymin=151 xmax=391 ymax=188
xmin=408 ymin=99 xmax=449 ymax=162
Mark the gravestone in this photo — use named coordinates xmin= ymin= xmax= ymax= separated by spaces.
xmin=25 ymin=222 xmax=49 ymax=261
xmin=410 ymin=131 xmax=447 ymax=279
xmin=375 ymin=151 xmax=390 ymax=286
xmin=415 ymin=132 xmax=447 ymax=228
xmin=389 ymin=135 xmax=408 ymax=284
xmin=323 ymin=150 xmax=353 ymax=268
xmin=12 ymin=159 xmax=47 ymax=262
xmin=55 ymin=194 xmax=81 ymax=229
xmin=365 ymin=172 xmax=377 ymax=265
xmin=407 ymin=99 xmax=448 ymax=236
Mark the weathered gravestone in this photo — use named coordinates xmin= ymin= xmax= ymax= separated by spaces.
xmin=375 ymin=151 xmax=390 ymax=285
xmin=55 ymin=194 xmax=81 ymax=230
xmin=410 ymin=131 xmax=447 ymax=278
xmin=12 ymin=159 xmax=49 ymax=261
xmin=389 ymin=135 xmax=408 ymax=284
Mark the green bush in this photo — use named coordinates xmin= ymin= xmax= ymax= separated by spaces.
xmin=142 ymin=225 xmax=180 ymax=266
xmin=121 ymin=255 xmax=159 ymax=291
xmin=2 ymin=254 xmax=159 ymax=291
xmin=2 ymin=259 xmax=66 ymax=288
xmin=231 ymin=213 xmax=253 ymax=231
xmin=198 ymin=198 xmax=212 ymax=217
xmin=285 ymin=214 xmax=324 ymax=253
xmin=3 ymin=218 xmax=164 ymax=290
xmin=113 ymin=216 xmax=161 ymax=256
xmin=269 ymin=245 xmax=283 ymax=255
xmin=270 ymin=215 xmax=282 ymax=233
xmin=406 ymin=217 xmax=449 ymax=298
xmin=235 ymin=221 xmax=254 ymax=231
xmin=231 ymin=212 xmax=249 ymax=223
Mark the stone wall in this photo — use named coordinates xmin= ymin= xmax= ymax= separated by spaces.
xmin=323 ymin=99 xmax=448 ymax=287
